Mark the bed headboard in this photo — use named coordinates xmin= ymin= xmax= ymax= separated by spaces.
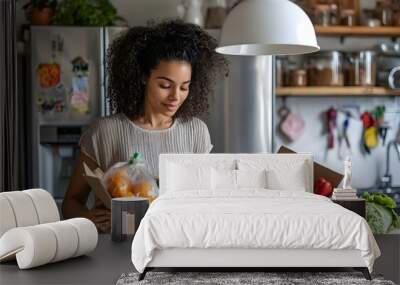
xmin=159 ymin=153 xmax=313 ymax=195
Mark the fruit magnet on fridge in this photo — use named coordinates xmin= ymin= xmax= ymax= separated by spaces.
xmin=37 ymin=63 xmax=61 ymax=88
xmin=70 ymin=56 xmax=90 ymax=114
xmin=36 ymin=64 xmax=67 ymax=114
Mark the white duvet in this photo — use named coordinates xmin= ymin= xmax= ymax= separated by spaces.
xmin=131 ymin=190 xmax=380 ymax=273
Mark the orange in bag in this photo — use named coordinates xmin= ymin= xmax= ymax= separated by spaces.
xmin=103 ymin=152 xmax=158 ymax=202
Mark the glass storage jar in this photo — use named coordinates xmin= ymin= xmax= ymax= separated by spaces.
xmin=377 ymin=0 xmax=393 ymax=26
xmin=307 ymin=51 xmax=344 ymax=86
xmin=341 ymin=9 xmax=356 ymax=26
xmin=289 ymin=68 xmax=307 ymax=87
xmin=346 ymin=51 xmax=377 ymax=86
xmin=361 ymin=8 xmax=382 ymax=26
xmin=315 ymin=4 xmax=331 ymax=26
xmin=275 ymin=56 xmax=288 ymax=87
xmin=330 ymin=3 xmax=339 ymax=25
xmin=205 ymin=0 xmax=227 ymax=29
xmin=393 ymin=11 xmax=400 ymax=26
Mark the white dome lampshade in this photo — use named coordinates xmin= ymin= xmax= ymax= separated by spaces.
xmin=216 ymin=0 xmax=320 ymax=56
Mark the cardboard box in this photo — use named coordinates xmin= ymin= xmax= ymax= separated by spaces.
xmin=82 ymin=162 xmax=111 ymax=209
xmin=277 ymin=145 xmax=344 ymax=188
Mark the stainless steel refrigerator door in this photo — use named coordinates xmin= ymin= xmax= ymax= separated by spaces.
xmin=30 ymin=27 xmax=104 ymax=197
xmin=206 ymin=55 xmax=274 ymax=153
xmin=31 ymin=26 xmax=103 ymax=126
xmin=104 ymin=26 xmax=129 ymax=116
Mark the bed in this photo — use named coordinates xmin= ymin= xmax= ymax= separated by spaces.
xmin=131 ymin=154 xmax=380 ymax=280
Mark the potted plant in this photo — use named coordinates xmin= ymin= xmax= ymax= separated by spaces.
xmin=23 ymin=0 xmax=57 ymax=25
xmin=52 ymin=0 xmax=124 ymax=26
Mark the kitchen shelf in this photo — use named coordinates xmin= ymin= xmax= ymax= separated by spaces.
xmin=315 ymin=25 xmax=400 ymax=37
xmin=276 ymin=87 xmax=400 ymax=96
xmin=208 ymin=26 xmax=400 ymax=38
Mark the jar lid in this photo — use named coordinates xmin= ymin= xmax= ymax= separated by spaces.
xmin=341 ymin=9 xmax=355 ymax=16
xmin=291 ymin=69 xmax=307 ymax=74
xmin=316 ymin=4 xmax=330 ymax=12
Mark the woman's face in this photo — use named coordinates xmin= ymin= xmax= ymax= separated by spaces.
xmin=144 ymin=60 xmax=192 ymax=117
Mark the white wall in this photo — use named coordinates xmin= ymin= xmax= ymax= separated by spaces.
xmin=110 ymin=0 xmax=181 ymax=26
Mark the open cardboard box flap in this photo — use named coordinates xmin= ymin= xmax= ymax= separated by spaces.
xmin=82 ymin=162 xmax=111 ymax=209
xmin=277 ymin=146 xmax=344 ymax=188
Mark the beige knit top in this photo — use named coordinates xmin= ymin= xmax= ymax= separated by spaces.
xmin=79 ymin=113 xmax=213 ymax=177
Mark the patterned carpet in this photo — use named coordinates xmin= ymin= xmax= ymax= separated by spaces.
xmin=116 ymin=271 xmax=396 ymax=285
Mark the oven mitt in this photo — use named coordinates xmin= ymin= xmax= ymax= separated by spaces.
xmin=0 ymin=218 xmax=98 ymax=269
xmin=278 ymin=105 xmax=305 ymax=142
xmin=280 ymin=112 xmax=305 ymax=141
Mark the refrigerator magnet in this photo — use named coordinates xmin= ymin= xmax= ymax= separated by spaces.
xmin=70 ymin=56 xmax=90 ymax=114
xmin=37 ymin=63 xmax=61 ymax=89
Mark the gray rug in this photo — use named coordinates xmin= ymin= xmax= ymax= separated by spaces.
xmin=116 ymin=272 xmax=396 ymax=285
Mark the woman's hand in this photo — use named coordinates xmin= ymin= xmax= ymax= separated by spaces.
xmin=89 ymin=208 xmax=111 ymax=233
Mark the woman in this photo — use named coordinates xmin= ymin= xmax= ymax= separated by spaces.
xmin=62 ymin=20 xmax=227 ymax=232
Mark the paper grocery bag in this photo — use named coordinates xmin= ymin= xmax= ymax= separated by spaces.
xmin=83 ymin=162 xmax=111 ymax=209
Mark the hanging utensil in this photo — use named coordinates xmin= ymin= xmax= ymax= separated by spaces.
xmin=327 ymin=107 xmax=337 ymax=149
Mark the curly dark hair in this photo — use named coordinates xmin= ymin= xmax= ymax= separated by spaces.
xmin=106 ymin=19 xmax=228 ymax=120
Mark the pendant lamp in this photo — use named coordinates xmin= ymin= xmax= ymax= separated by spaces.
xmin=216 ymin=0 xmax=319 ymax=55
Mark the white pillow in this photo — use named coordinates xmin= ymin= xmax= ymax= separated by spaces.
xmin=211 ymin=168 xmax=236 ymax=190
xmin=166 ymin=162 xmax=212 ymax=191
xmin=266 ymin=163 xmax=307 ymax=191
xmin=236 ymin=169 xmax=267 ymax=189
xmin=211 ymin=169 xmax=268 ymax=190
xmin=237 ymin=157 xmax=311 ymax=192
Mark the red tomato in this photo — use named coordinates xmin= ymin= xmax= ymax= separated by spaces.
xmin=314 ymin=177 xmax=333 ymax=197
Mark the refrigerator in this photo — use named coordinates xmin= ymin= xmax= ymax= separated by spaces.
xmin=204 ymin=30 xmax=275 ymax=154
xmin=29 ymin=26 xmax=127 ymax=207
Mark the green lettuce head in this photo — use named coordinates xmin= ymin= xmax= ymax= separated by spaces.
xmin=363 ymin=192 xmax=400 ymax=234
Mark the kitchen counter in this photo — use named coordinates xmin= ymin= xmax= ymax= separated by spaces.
xmin=0 ymin=234 xmax=133 ymax=285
